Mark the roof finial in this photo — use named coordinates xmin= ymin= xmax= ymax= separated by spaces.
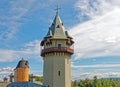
xmin=55 ymin=4 xmax=60 ymax=14
xmin=22 ymin=57 xmax=24 ymax=60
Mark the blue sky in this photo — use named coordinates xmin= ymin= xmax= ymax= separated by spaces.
xmin=0 ymin=0 xmax=120 ymax=80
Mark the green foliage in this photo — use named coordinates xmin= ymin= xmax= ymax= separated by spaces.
xmin=29 ymin=74 xmax=43 ymax=83
xmin=72 ymin=76 xmax=120 ymax=87
xmin=34 ymin=76 xmax=43 ymax=83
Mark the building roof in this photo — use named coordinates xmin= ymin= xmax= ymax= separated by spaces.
xmin=0 ymin=82 xmax=9 ymax=87
xmin=16 ymin=58 xmax=29 ymax=68
xmin=46 ymin=12 xmax=67 ymax=39
xmin=7 ymin=82 xmax=45 ymax=87
xmin=40 ymin=11 xmax=74 ymax=46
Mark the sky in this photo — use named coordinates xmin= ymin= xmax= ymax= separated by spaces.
xmin=0 ymin=0 xmax=120 ymax=80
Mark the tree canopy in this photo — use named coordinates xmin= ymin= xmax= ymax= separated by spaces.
xmin=72 ymin=76 xmax=120 ymax=87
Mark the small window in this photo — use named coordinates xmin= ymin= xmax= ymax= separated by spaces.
xmin=58 ymin=71 xmax=60 ymax=76
xmin=48 ymin=85 xmax=49 ymax=87
xmin=58 ymin=44 xmax=61 ymax=49
xmin=57 ymin=25 xmax=60 ymax=28
xmin=25 ymin=61 xmax=28 ymax=65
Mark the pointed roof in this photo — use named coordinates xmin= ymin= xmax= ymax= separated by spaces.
xmin=16 ymin=58 xmax=29 ymax=68
xmin=46 ymin=28 xmax=52 ymax=37
xmin=46 ymin=12 xmax=67 ymax=39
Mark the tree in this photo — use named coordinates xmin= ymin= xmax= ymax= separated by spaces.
xmin=93 ymin=76 xmax=98 ymax=87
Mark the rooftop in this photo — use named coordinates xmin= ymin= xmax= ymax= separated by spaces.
xmin=16 ymin=58 xmax=29 ymax=68
xmin=7 ymin=82 xmax=44 ymax=87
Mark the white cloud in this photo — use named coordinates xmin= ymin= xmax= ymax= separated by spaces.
xmin=71 ymin=62 xmax=120 ymax=79
xmin=75 ymin=0 xmax=120 ymax=20
xmin=0 ymin=67 xmax=14 ymax=80
xmin=23 ymin=40 xmax=41 ymax=56
xmin=72 ymin=71 xmax=120 ymax=80
xmin=0 ymin=67 xmax=14 ymax=74
xmin=70 ymin=0 xmax=120 ymax=79
xmin=0 ymin=40 xmax=41 ymax=62
xmin=0 ymin=49 xmax=18 ymax=62
xmin=71 ymin=63 xmax=120 ymax=80
xmin=72 ymin=63 xmax=120 ymax=68
xmin=69 ymin=0 xmax=120 ymax=59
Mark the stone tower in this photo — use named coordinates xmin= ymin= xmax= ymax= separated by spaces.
xmin=14 ymin=58 xmax=29 ymax=82
xmin=40 ymin=11 xmax=74 ymax=87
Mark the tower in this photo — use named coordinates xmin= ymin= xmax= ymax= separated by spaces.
xmin=14 ymin=58 xmax=29 ymax=82
xmin=40 ymin=11 xmax=74 ymax=87
xmin=7 ymin=59 xmax=44 ymax=87
xmin=9 ymin=73 xmax=14 ymax=82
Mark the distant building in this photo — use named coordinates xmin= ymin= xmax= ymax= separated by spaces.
xmin=0 ymin=77 xmax=9 ymax=87
xmin=14 ymin=58 xmax=29 ymax=82
xmin=9 ymin=73 xmax=14 ymax=82
xmin=40 ymin=10 xmax=74 ymax=87
xmin=7 ymin=58 xmax=43 ymax=87
xmin=29 ymin=74 xmax=36 ymax=82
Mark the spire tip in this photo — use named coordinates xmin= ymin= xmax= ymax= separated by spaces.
xmin=55 ymin=4 xmax=60 ymax=14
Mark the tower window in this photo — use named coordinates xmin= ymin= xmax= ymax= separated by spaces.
xmin=57 ymin=25 xmax=60 ymax=28
xmin=58 ymin=44 xmax=61 ymax=49
xmin=58 ymin=71 xmax=60 ymax=76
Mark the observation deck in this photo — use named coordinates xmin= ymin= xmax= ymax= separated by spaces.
xmin=41 ymin=47 xmax=74 ymax=57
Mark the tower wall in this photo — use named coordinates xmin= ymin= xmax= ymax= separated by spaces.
xmin=14 ymin=67 xmax=29 ymax=82
xmin=43 ymin=53 xmax=71 ymax=87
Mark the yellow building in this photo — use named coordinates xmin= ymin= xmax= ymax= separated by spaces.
xmin=14 ymin=58 xmax=29 ymax=82
xmin=7 ymin=59 xmax=43 ymax=87
xmin=41 ymin=10 xmax=74 ymax=87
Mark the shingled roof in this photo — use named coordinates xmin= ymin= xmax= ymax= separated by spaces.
xmin=46 ymin=12 xmax=67 ymax=39
xmin=7 ymin=82 xmax=45 ymax=87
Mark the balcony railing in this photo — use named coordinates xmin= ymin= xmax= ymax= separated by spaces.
xmin=41 ymin=47 xmax=74 ymax=56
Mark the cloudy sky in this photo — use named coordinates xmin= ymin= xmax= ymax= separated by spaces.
xmin=0 ymin=0 xmax=120 ymax=80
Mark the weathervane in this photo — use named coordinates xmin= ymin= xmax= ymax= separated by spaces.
xmin=55 ymin=4 xmax=60 ymax=13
